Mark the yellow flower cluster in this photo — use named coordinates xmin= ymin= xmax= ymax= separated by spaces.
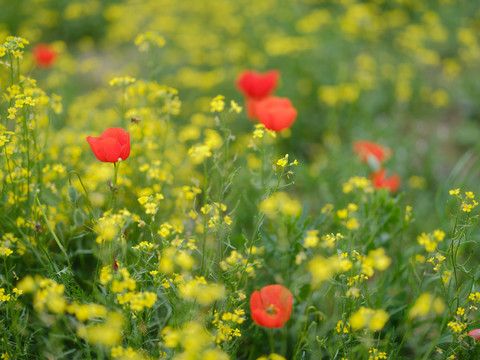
xmin=257 ymin=354 xmax=287 ymax=360
xmin=409 ymin=292 xmax=445 ymax=319
xmin=342 ymin=176 xmax=373 ymax=194
xmin=178 ymin=277 xmax=224 ymax=306
xmin=67 ymin=302 xmax=107 ymax=321
xmin=17 ymin=275 xmax=67 ymax=314
xmin=260 ymin=192 xmax=302 ymax=219
xmin=368 ymin=348 xmax=387 ymax=360
xmin=109 ymin=76 xmax=137 ymax=87
xmin=252 ymin=124 xmax=277 ymax=140
xmin=219 ymin=249 xmax=260 ymax=277
xmin=210 ymin=95 xmax=225 ymax=113
xmin=360 ymin=248 xmax=392 ymax=277
xmin=159 ymin=247 xmax=195 ymax=273
xmin=117 ymin=291 xmax=157 ymax=312
xmin=77 ymin=311 xmax=124 ymax=347
xmin=94 ymin=210 xmax=136 ymax=243
xmin=162 ymin=321 xmax=228 ymax=359
xmin=350 ymin=307 xmax=389 ymax=331
xmin=134 ymin=31 xmax=166 ymax=52
xmin=447 ymin=321 xmax=467 ymax=334
xmin=212 ymin=309 xmax=245 ymax=344
xmin=335 ymin=320 xmax=350 ymax=334
xmin=417 ymin=230 xmax=445 ymax=252
xmin=0 ymin=36 xmax=29 ymax=59
xmin=318 ymin=83 xmax=360 ymax=106
xmin=307 ymin=255 xmax=351 ymax=288
xmin=112 ymin=346 xmax=156 ymax=360
xmin=0 ymin=287 xmax=22 ymax=303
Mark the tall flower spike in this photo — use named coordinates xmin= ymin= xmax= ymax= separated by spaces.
xmin=250 ymin=284 xmax=293 ymax=328
xmin=86 ymin=127 xmax=130 ymax=163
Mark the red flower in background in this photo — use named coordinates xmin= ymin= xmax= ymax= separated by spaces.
xmin=236 ymin=70 xmax=279 ymax=100
xmin=245 ymin=98 xmax=260 ymax=120
xmin=250 ymin=284 xmax=293 ymax=328
xmin=33 ymin=44 xmax=57 ymax=68
xmin=468 ymin=329 xmax=480 ymax=340
xmin=255 ymin=97 xmax=297 ymax=132
xmin=353 ymin=141 xmax=391 ymax=166
xmin=86 ymin=127 xmax=130 ymax=163
xmin=371 ymin=168 xmax=401 ymax=194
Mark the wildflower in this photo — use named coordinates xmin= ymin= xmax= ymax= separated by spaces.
xmin=86 ymin=127 xmax=130 ymax=163
xmin=371 ymin=168 xmax=401 ymax=194
xmin=229 ymin=100 xmax=242 ymax=114
xmin=369 ymin=348 xmax=387 ymax=360
xmin=236 ymin=70 xmax=279 ymax=100
xmin=255 ymin=97 xmax=297 ymax=132
xmin=257 ymin=354 xmax=287 ymax=360
xmin=448 ymin=321 xmax=467 ymax=334
xmin=307 ymin=255 xmax=344 ymax=287
xmin=449 ymin=188 xmax=460 ymax=196
xmin=210 ymin=95 xmax=225 ymax=112
xmin=250 ymin=284 xmax=293 ymax=328
xmin=33 ymin=44 xmax=57 ymax=68
xmin=468 ymin=329 xmax=480 ymax=340
xmin=409 ymin=292 xmax=445 ymax=319
xmin=350 ymin=307 xmax=389 ymax=331
xmin=188 ymin=144 xmax=212 ymax=164
xmin=352 ymin=141 xmax=391 ymax=168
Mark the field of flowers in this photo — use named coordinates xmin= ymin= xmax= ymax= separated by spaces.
xmin=2 ymin=0 xmax=480 ymax=359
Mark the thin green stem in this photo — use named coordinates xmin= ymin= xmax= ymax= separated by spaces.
xmin=270 ymin=328 xmax=275 ymax=355
xmin=34 ymin=191 xmax=70 ymax=266
xmin=109 ymin=162 xmax=120 ymax=211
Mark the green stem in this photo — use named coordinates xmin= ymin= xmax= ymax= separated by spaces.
xmin=109 ymin=162 xmax=120 ymax=211
xmin=34 ymin=192 xmax=70 ymax=266
xmin=4 ymin=257 xmax=9 ymax=292
xmin=270 ymin=328 xmax=275 ymax=355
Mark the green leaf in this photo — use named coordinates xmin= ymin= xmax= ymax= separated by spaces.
xmin=73 ymin=208 xmax=85 ymax=226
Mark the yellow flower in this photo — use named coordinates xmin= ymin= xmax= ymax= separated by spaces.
xmin=210 ymin=95 xmax=225 ymax=112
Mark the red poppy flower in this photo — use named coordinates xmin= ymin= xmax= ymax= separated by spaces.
xmin=250 ymin=284 xmax=293 ymax=328
xmin=86 ymin=127 xmax=130 ymax=163
xmin=33 ymin=44 xmax=57 ymax=68
xmin=468 ymin=329 xmax=480 ymax=340
xmin=245 ymin=98 xmax=260 ymax=120
xmin=371 ymin=168 xmax=401 ymax=194
xmin=352 ymin=141 xmax=391 ymax=166
xmin=255 ymin=97 xmax=297 ymax=132
xmin=236 ymin=70 xmax=280 ymax=100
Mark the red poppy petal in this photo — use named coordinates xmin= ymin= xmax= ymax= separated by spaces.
xmin=266 ymin=107 xmax=297 ymax=132
xmin=468 ymin=329 xmax=480 ymax=340
xmin=86 ymin=136 xmax=106 ymax=162
xmin=245 ymin=98 xmax=260 ymax=120
xmin=100 ymin=127 xmax=128 ymax=144
xmin=97 ymin=137 xmax=122 ymax=163
xmin=119 ymin=143 xmax=130 ymax=162
xmin=237 ymin=70 xmax=280 ymax=100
